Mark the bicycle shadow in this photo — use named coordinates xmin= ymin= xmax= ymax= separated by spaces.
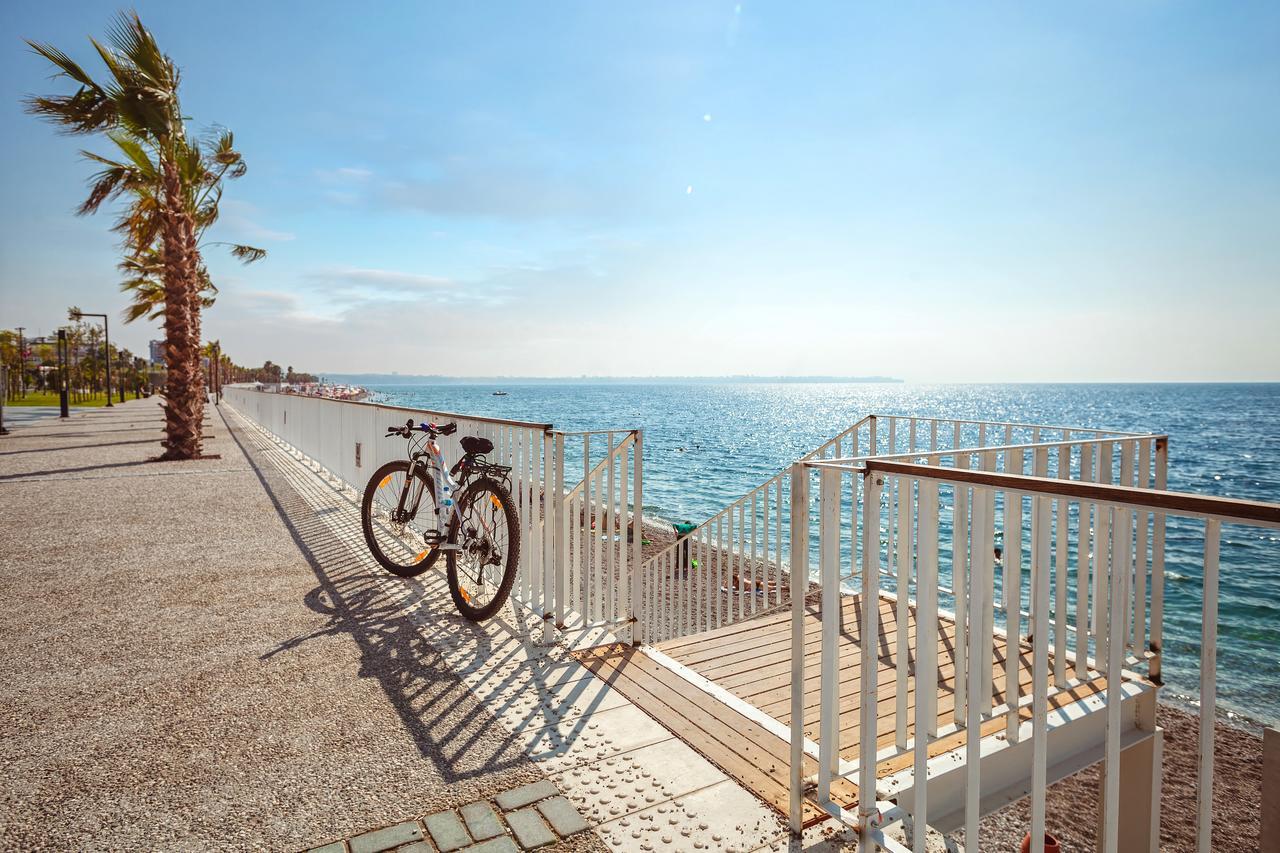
xmin=227 ymin=412 xmax=536 ymax=785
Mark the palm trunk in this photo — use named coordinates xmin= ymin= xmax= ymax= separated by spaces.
xmin=158 ymin=158 xmax=202 ymax=460
xmin=185 ymin=221 xmax=205 ymax=444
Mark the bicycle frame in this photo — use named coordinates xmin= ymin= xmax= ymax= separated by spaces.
xmin=397 ymin=433 xmax=496 ymax=550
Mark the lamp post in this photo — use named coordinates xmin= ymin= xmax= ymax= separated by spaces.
xmin=68 ymin=308 xmax=113 ymax=407
xmin=57 ymin=329 xmax=70 ymax=418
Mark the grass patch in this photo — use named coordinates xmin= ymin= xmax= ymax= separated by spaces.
xmin=3 ymin=391 xmax=117 ymax=408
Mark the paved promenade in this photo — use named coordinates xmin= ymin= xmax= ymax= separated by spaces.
xmin=1 ymin=399 xmax=862 ymax=851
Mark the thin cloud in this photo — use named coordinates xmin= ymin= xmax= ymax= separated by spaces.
xmin=307 ymin=266 xmax=455 ymax=294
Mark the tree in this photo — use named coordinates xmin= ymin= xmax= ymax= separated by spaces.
xmin=26 ymin=13 xmax=263 ymax=458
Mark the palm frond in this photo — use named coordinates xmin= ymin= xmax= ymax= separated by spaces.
xmin=106 ymin=129 xmax=158 ymax=178
xmin=228 ymin=243 xmax=266 ymax=263
xmin=78 ymin=161 xmax=131 ymax=215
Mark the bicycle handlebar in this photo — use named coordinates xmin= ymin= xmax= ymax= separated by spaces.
xmin=384 ymin=419 xmax=458 ymax=438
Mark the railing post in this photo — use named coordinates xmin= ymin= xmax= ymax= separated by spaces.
xmin=1196 ymin=519 xmax=1220 ymax=853
xmin=913 ymin=477 xmax=938 ymax=853
xmin=555 ymin=432 xmax=567 ymax=630
xmin=542 ymin=431 xmax=557 ymax=645
xmin=1149 ymin=437 xmax=1168 ymax=682
xmin=788 ymin=461 xmax=810 ymax=836
xmin=817 ymin=465 xmax=842 ymax=804
xmin=630 ymin=430 xmax=643 ymax=645
xmin=859 ymin=470 xmax=882 ymax=848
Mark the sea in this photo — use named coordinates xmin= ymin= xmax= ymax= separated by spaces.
xmin=367 ymin=381 xmax=1280 ymax=727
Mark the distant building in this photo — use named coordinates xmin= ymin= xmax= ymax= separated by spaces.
xmin=149 ymin=340 xmax=165 ymax=365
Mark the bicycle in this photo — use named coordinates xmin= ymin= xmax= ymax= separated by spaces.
xmin=360 ymin=418 xmax=521 ymax=621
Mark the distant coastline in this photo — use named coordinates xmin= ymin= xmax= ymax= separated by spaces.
xmin=322 ymin=373 xmax=904 ymax=385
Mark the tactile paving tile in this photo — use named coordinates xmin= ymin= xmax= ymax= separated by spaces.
xmin=595 ymin=779 xmax=785 ymax=853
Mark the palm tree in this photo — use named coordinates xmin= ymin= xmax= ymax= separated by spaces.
xmin=26 ymin=13 xmax=263 ymax=459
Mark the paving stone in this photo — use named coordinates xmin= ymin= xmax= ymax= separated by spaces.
xmin=504 ymin=808 xmax=557 ymax=849
xmin=308 ymin=843 xmax=347 ymax=853
xmin=466 ymin=837 xmax=520 ymax=853
xmin=495 ymin=779 xmax=559 ymax=811
xmin=424 ymin=811 xmax=472 ymax=852
xmin=536 ymin=796 xmax=589 ymax=837
xmin=395 ymin=842 xmax=437 ymax=853
xmin=460 ymin=801 xmax=504 ymax=841
xmin=349 ymin=821 xmax=425 ymax=853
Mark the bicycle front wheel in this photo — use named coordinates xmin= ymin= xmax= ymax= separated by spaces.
xmin=361 ymin=460 xmax=441 ymax=577
xmin=446 ymin=477 xmax=520 ymax=621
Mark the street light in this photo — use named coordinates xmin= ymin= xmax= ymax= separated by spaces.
xmin=68 ymin=307 xmax=113 ymax=407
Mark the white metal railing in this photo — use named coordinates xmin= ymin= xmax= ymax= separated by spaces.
xmin=638 ymin=414 xmax=1156 ymax=644
xmin=223 ymin=387 xmax=643 ymax=642
xmin=790 ymin=456 xmax=1280 ymax=853
xmin=541 ymin=429 xmax=643 ymax=643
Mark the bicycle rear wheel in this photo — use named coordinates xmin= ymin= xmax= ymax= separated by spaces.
xmin=361 ymin=460 xmax=441 ymax=577
xmin=446 ymin=477 xmax=520 ymax=621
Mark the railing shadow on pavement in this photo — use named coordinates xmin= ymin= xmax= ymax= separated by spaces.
xmin=223 ymin=405 xmax=619 ymax=782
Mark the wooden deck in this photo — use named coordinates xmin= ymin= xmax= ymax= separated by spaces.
xmin=574 ymin=593 xmax=1109 ymax=823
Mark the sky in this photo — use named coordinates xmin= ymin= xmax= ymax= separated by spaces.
xmin=1 ymin=2 xmax=1278 ymax=382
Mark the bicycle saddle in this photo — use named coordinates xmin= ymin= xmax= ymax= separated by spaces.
xmin=461 ymin=436 xmax=494 ymax=456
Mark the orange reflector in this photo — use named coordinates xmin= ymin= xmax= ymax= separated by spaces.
xmin=490 ymin=495 xmax=502 ymax=508
xmin=459 ymin=587 xmax=471 ymax=603
xmin=379 ymin=475 xmax=392 ymax=488
xmin=415 ymin=549 xmax=431 ymax=563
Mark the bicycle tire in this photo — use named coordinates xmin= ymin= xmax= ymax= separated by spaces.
xmin=446 ymin=477 xmax=520 ymax=621
xmin=361 ymin=459 xmax=441 ymax=577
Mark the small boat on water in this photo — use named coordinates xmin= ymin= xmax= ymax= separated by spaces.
xmin=492 ymin=390 xmax=508 ymax=396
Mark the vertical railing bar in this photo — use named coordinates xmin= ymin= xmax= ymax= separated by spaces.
xmin=787 ymin=462 xmax=809 ymax=835
xmin=776 ymin=477 xmax=784 ymax=607
xmin=582 ymin=435 xmax=590 ymax=621
xmin=966 ymin=483 xmax=990 ymax=851
xmin=981 ymin=451 xmax=997 ymax=708
xmin=913 ymin=476 xmax=939 ymax=853
xmin=896 ymin=477 xmax=911 ymax=751
xmin=750 ymin=492 xmax=759 ymax=615
xmin=1078 ymin=442 xmax=1094 ymax=680
xmin=1197 ymin=518 xmax=1220 ymax=853
xmin=1096 ymin=441 xmax=1114 ymax=668
xmin=1119 ymin=442 xmax=1136 ymax=654
xmin=859 ymin=471 xmax=882 ymax=848
xmin=817 ymin=466 xmax=842 ymax=803
xmin=737 ymin=501 xmax=747 ymax=622
xmin=716 ymin=517 xmax=725 ymax=629
xmin=1150 ymin=438 xmax=1168 ymax=682
xmin=1102 ymin=501 xmax=1128 ymax=853
xmin=606 ymin=433 xmax=616 ymax=628
xmin=1031 ymin=494 xmax=1052 ymax=853
xmin=954 ymin=442 xmax=970 ymax=727
xmin=1054 ymin=447 xmax=1070 ymax=686
xmin=1134 ymin=438 xmax=1151 ymax=658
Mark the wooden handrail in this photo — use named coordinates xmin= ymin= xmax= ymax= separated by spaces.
xmin=849 ymin=459 xmax=1280 ymax=527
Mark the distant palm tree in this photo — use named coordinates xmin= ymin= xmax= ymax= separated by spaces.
xmin=26 ymin=12 xmax=263 ymax=459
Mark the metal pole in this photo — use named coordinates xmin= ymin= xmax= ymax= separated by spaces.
xmin=0 ymin=366 xmax=9 ymax=435
xmin=15 ymin=326 xmax=25 ymax=397
xmin=58 ymin=330 xmax=69 ymax=418
xmin=102 ymin=315 xmax=113 ymax=407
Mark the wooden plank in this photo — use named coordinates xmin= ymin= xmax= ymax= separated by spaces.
xmin=574 ymin=643 xmax=857 ymax=823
